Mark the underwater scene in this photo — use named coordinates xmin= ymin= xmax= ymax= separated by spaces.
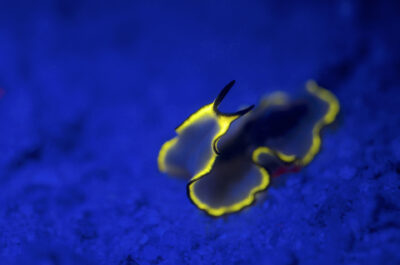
xmin=0 ymin=1 xmax=399 ymax=264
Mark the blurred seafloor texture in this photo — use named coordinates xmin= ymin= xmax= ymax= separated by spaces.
xmin=0 ymin=1 xmax=400 ymax=264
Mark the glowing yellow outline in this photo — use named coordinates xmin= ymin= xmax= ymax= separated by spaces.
xmin=158 ymin=103 xmax=239 ymax=175
xmin=188 ymin=164 xmax=269 ymax=216
xmin=158 ymin=137 xmax=178 ymax=173
xmin=300 ymin=80 xmax=340 ymax=165
xmin=252 ymin=146 xmax=296 ymax=164
xmin=159 ymin=80 xmax=339 ymax=217
xmin=188 ymin=147 xmax=285 ymax=216
xmin=160 ymin=99 xmax=265 ymax=216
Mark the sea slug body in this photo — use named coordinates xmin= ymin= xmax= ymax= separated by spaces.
xmin=158 ymin=80 xmax=339 ymax=216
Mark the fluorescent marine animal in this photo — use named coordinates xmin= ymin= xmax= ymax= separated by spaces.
xmin=158 ymin=80 xmax=339 ymax=216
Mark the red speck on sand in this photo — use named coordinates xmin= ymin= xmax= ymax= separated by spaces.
xmin=272 ymin=165 xmax=303 ymax=178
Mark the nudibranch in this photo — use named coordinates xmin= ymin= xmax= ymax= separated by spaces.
xmin=158 ymin=80 xmax=339 ymax=216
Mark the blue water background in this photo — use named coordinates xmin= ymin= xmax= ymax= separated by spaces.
xmin=0 ymin=1 xmax=399 ymax=264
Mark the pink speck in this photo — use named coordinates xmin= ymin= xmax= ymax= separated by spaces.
xmin=272 ymin=165 xmax=302 ymax=178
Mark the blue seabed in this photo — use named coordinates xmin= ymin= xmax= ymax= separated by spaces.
xmin=0 ymin=1 xmax=399 ymax=264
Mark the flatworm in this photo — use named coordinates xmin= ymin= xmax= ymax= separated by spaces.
xmin=158 ymin=80 xmax=339 ymax=217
